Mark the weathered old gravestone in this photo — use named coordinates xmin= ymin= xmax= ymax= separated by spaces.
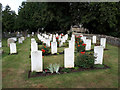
xmin=7 ymin=38 xmax=15 ymax=47
xmin=31 ymin=42 xmax=38 ymax=52
xmin=51 ymin=42 xmax=57 ymax=54
xmin=69 ymin=40 xmax=75 ymax=52
xmin=31 ymin=51 xmax=43 ymax=72
xmin=94 ymin=46 xmax=104 ymax=64
xmin=64 ymin=48 xmax=74 ymax=68
xmin=85 ymin=39 xmax=91 ymax=50
xmin=10 ymin=43 xmax=17 ymax=54
xmin=100 ymin=38 xmax=106 ymax=49
xmin=92 ymin=36 xmax=96 ymax=44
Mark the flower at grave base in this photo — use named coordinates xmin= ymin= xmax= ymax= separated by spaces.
xmin=82 ymin=43 xmax=86 ymax=46
xmin=80 ymin=40 xmax=82 ymax=42
xmin=81 ymin=51 xmax=85 ymax=54
xmin=42 ymin=49 xmax=45 ymax=53
xmin=58 ymin=42 xmax=59 ymax=44
xmin=77 ymin=39 xmax=78 ymax=40
xmin=75 ymin=35 xmax=76 ymax=37
xmin=56 ymin=37 xmax=59 ymax=39
xmin=45 ymin=70 xmax=47 ymax=72
xmin=75 ymin=41 xmax=77 ymax=43
xmin=44 ymin=46 xmax=46 ymax=48
xmin=78 ymin=45 xmax=80 ymax=47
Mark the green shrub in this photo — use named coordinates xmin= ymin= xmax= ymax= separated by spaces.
xmin=75 ymin=52 xmax=95 ymax=68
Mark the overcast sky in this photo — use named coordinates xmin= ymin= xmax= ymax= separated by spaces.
xmin=0 ymin=0 xmax=26 ymax=14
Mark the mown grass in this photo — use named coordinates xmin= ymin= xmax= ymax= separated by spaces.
xmin=2 ymin=37 xmax=118 ymax=88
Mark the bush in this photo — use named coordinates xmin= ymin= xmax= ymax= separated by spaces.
xmin=41 ymin=44 xmax=50 ymax=55
xmin=75 ymin=52 xmax=95 ymax=68
xmin=75 ymin=36 xmax=86 ymax=52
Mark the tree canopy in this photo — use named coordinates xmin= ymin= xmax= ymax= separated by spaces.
xmin=2 ymin=2 xmax=120 ymax=37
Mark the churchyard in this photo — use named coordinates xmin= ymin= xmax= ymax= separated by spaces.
xmin=2 ymin=32 xmax=118 ymax=88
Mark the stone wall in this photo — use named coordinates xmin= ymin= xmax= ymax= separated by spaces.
xmin=74 ymin=33 xmax=120 ymax=47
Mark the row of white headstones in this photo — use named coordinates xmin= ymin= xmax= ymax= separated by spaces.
xmin=31 ymin=33 xmax=106 ymax=72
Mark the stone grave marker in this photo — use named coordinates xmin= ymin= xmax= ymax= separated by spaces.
xmin=31 ymin=42 xmax=38 ymax=52
xmin=94 ymin=46 xmax=104 ymax=64
xmin=92 ymin=35 xmax=96 ymax=44
xmin=85 ymin=39 xmax=91 ymax=50
xmin=10 ymin=43 xmax=17 ymax=54
xmin=31 ymin=51 xmax=43 ymax=72
xmin=64 ymin=48 xmax=74 ymax=68
xmin=51 ymin=42 xmax=57 ymax=54
xmin=69 ymin=40 xmax=75 ymax=52
xmin=100 ymin=38 xmax=106 ymax=49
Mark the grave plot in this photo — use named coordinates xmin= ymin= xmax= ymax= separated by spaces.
xmin=29 ymin=33 xmax=110 ymax=78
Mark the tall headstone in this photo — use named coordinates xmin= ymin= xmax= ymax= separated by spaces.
xmin=85 ymin=39 xmax=91 ymax=50
xmin=64 ymin=48 xmax=74 ymax=68
xmin=100 ymin=38 xmax=106 ymax=49
xmin=31 ymin=51 xmax=43 ymax=72
xmin=10 ymin=43 xmax=17 ymax=54
xmin=51 ymin=42 xmax=57 ymax=54
xmin=94 ymin=46 xmax=104 ymax=64
xmin=92 ymin=36 xmax=96 ymax=44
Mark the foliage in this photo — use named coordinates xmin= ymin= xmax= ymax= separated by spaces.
xmin=53 ymin=63 xmax=60 ymax=73
xmin=75 ymin=52 xmax=95 ymax=68
xmin=2 ymin=2 xmax=120 ymax=37
xmin=47 ymin=63 xmax=60 ymax=73
xmin=75 ymin=35 xmax=85 ymax=52
xmin=41 ymin=44 xmax=50 ymax=55
xmin=61 ymin=68 xmax=71 ymax=73
xmin=47 ymin=64 xmax=54 ymax=73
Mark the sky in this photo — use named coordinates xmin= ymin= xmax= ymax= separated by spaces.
xmin=0 ymin=0 xmax=26 ymax=14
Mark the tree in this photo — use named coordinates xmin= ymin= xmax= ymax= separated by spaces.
xmin=2 ymin=5 xmax=16 ymax=32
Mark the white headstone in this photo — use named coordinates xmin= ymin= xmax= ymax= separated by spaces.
xmin=10 ymin=43 xmax=17 ymax=54
xmin=100 ymin=38 xmax=106 ymax=49
xmin=0 ymin=42 xmax=2 ymax=48
xmin=81 ymin=36 xmax=86 ymax=43
xmin=31 ymin=42 xmax=38 ymax=52
xmin=92 ymin=36 xmax=96 ymax=44
xmin=51 ymin=42 xmax=57 ymax=54
xmin=94 ymin=46 xmax=104 ymax=64
xmin=18 ymin=38 xmax=23 ymax=43
xmin=31 ymin=51 xmax=43 ymax=72
xmin=85 ymin=39 xmax=91 ymax=50
xmin=27 ymin=34 xmax=30 ymax=37
xmin=64 ymin=48 xmax=74 ymax=68
xmin=31 ymin=38 xmax=36 ymax=43
xmin=69 ymin=40 xmax=75 ymax=52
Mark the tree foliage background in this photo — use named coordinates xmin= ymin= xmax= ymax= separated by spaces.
xmin=1 ymin=2 xmax=120 ymax=37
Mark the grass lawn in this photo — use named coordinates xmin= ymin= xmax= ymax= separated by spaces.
xmin=2 ymin=37 xmax=118 ymax=88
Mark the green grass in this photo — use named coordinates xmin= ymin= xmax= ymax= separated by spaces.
xmin=2 ymin=37 xmax=118 ymax=88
